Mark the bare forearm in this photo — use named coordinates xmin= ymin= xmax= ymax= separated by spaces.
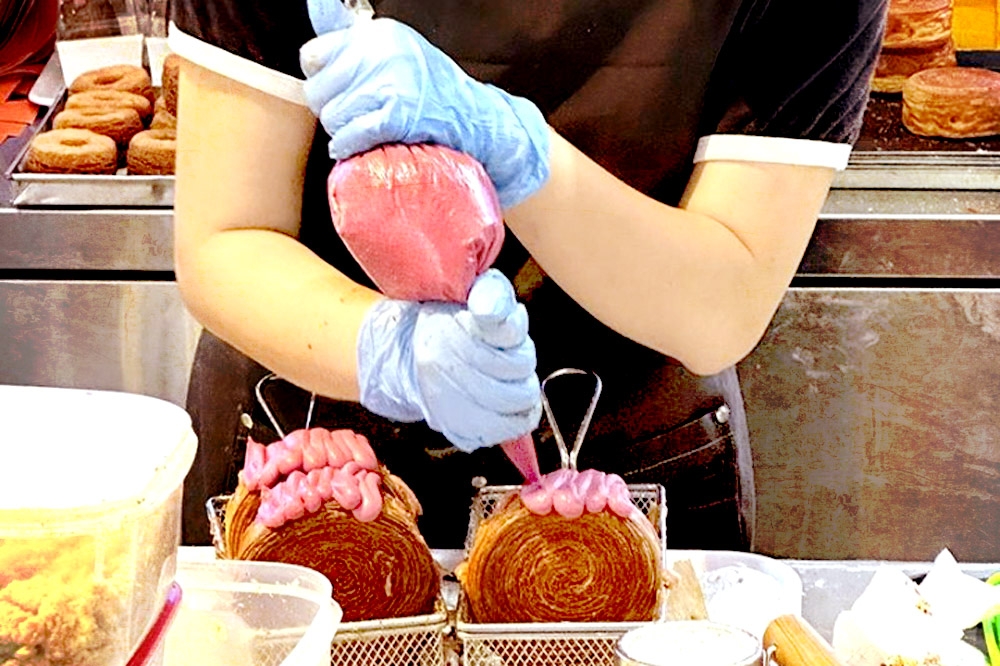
xmin=505 ymin=130 xmax=833 ymax=374
xmin=174 ymin=60 xmax=381 ymax=400
xmin=176 ymin=228 xmax=380 ymax=400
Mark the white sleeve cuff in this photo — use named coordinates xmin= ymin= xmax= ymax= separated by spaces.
xmin=167 ymin=23 xmax=308 ymax=107
xmin=694 ymin=134 xmax=852 ymax=171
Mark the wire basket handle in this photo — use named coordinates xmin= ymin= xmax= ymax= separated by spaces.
xmin=253 ymin=372 xmax=318 ymax=440
xmin=540 ymin=368 xmax=602 ymax=471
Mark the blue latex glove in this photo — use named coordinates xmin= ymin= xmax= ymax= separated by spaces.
xmin=300 ymin=0 xmax=550 ymax=209
xmin=357 ymin=269 xmax=542 ymax=453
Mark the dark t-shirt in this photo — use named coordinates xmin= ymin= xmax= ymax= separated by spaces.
xmin=170 ymin=0 xmax=886 ymax=548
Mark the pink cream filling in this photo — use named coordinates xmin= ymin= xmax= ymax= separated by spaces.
xmin=519 ymin=468 xmax=637 ymax=519
xmin=239 ymin=428 xmax=383 ymax=527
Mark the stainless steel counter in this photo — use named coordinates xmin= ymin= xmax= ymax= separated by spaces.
xmin=0 ymin=125 xmax=197 ymax=408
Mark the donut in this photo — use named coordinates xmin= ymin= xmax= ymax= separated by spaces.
xmin=53 ymin=107 xmax=144 ymax=148
xmin=902 ymin=67 xmax=1000 ymax=138
xmin=23 ymin=128 xmax=118 ymax=175
xmin=66 ymin=89 xmax=153 ymax=121
xmin=69 ymin=65 xmax=154 ymax=103
xmin=154 ymin=95 xmax=167 ymax=115
xmin=162 ymin=54 xmax=181 ymax=116
xmin=883 ymin=0 xmax=953 ymax=49
xmin=872 ymin=38 xmax=956 ymax=94
xmin=127 ymin=129 xmax=176 ymax=175
xmin=150 ymin=109 xmax=176 ymax=130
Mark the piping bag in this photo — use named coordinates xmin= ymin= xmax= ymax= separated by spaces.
xmin=309 ymin=2 xmax=540 ymax=482
xmin=327 ymin=142 xmax=541 ymax=483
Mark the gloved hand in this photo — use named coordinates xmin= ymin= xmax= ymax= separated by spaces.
xmin=357 ymin=269 xmax=542 ymax=452
xmin=299 ymin=0 xmax=550 ymax=209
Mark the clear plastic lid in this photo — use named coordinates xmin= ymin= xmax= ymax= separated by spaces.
xmin=0 ymin=385 xmax=197 ymax=532
xmin=58 ymin=0 xmax=141 ymax=39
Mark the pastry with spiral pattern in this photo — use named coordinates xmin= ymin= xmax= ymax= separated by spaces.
xmin=222 ymin=428 xmax=440 ymax=622
xmin=459 ymin=470 xmax=665 ymax=623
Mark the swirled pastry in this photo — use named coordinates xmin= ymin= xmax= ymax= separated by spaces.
xmin=883 ymin=0 xmax=953 ymax=49
xmin=872 ymin=39 xmax=956 ymax=94
xmin=223 ymin=428 xmax=440 ymax=622
xmin=461 ymin=477 xmax=664 ymax=623
xmin=902 ymin=67 xmax=1000 ymax=138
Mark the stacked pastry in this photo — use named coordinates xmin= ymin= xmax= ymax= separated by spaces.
xmin=902 ymin=66 xmax=1000 ymax=137
xmin=222 ymin=428 xmax=441 ymax=622
xmin=872 ymin=0 xmax=956 ymax=94
xmin=24 ymin=60 xmax=178 ymax=175
xmin=459 ymin=469 xmax=665 ymax=623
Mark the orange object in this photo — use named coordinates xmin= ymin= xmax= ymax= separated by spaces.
xmin=0 ymin=120 xmax=30 ymax=139
xmin=0 ymin=76 xmax=20 ymax=103
xmin=952 ymin=0 xmax=998 ymax=48
xmin=0 ymin=99 xmax=39 ymax=124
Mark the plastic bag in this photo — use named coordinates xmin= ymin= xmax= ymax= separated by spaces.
xmin=328 ymin=142 xmax=505 ymax=303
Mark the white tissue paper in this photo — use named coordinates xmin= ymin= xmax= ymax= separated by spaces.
xmin=832 ymin=549 xmax=1000 ymax=666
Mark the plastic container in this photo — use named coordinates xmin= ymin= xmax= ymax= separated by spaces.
xmin=617 ymin=621 xmax=764 ymax=666
xmin=664 ymin=549 xmax=804 ymax=640
xmin=165 ymin=557 xmax=341 ymax=666
xmin=0 ymin=384 xmax=198 ymax=666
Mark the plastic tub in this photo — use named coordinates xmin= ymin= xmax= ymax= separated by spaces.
xmin=0 ymin=384 xmax=198 ymax=666
xmin=165 ymin=558 xmax=341 ymax=666
xmin=665 ymin=550 xmax=804 ymax=640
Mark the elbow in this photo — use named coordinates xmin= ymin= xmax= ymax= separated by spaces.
xmin=173 ymin=234 xmax=211 ymax=327
xmin=669 ymin=311 xmax=773 ymax=377
xmin=679 ymin=344 xmax=753 ymax=377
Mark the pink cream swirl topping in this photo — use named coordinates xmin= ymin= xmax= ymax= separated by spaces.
xmin=519 ymin=468 xmax=637 ymax=519
xmin=239 ymin=428 xmax=383 ymax=527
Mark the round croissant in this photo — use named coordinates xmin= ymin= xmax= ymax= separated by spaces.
xmin=224 ymin=471 xmax=440 ymax=622
xmin=462 ymin=493 xmax=664 ymax=623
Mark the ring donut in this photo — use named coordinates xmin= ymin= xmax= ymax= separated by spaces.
xmin=127 ymin=128 xmax=176 ymax=175
xmin=66 ymin=89 xmax=153 ymax=121
xmin=54 ymin=107 xmax=144 ymax=148
xmin=162 ymin=54 xmax=181 ymax=116
xmin=69 ymin=65 xmax=154 ymax=103
xmin=23 ymin=128 xmax=118 ymax=175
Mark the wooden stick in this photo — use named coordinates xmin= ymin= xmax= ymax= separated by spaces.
xmin=764 ymin=614 xmax=845 ymax=666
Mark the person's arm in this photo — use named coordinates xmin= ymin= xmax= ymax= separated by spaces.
xmin=504 ymin=132 xmax=834 ymax=376
xmin=173 ymin=59 xmax=382 ymax=400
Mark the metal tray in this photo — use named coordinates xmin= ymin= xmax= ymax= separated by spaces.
xmin=5 ymin=90 xmax=174 ymax=208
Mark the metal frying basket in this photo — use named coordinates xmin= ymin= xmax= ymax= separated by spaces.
xmin=456 ymin=368 xmax=668 ymax=666
xmin=456 ymin=483 xmax=667 ymax=666
xmin=205 ymin=495 xmax=448 ymax=666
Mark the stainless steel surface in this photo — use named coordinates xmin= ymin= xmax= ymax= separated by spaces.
xmin=790 ymin=559 xmax=1000 ymax=642
xmin=0 ymin=207 xmax=173 ymax=270
xmin=540 ymin=368 xmax=602 ymax=471
xmin=823 ymin=189 xmax=1000 ymax=217
xmin=5 ymin=91 xmax=174 ymax=209
xmin=10 ymin=171 xmax=175 ymax=208
xmin=28 ymin=52 xmax=65 ymax=107
xmin=0 ymin=280 xmax=199 ymax=407
xmin=739 ymin=288 xmax=1000 ymax=562
xmin=836 ymin=153 xmax=1000 ymax=191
